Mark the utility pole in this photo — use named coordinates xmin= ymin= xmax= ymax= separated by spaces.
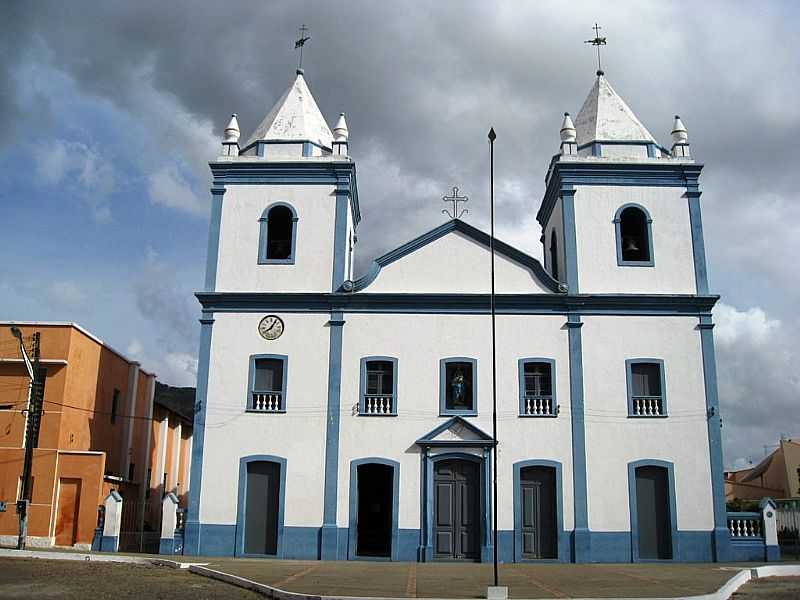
xmin=487 ymin=127 xmax=499 ymax=589
xmin=11 ymin=327 xmax=43 ymax=551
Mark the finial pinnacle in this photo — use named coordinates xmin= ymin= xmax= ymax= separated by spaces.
xmin=585 ymin=24 xmax=607 ymax=74
xmin=294 ymin=24 xmax=311 ymax=71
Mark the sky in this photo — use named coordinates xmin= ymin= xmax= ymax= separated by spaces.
xmin=0 ymin=1 xmax=798 ymax=470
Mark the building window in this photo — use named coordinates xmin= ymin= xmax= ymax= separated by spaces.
xmin=518 ymin=358 xmax=556 ymax=417
xmin=128 ymin=463 xmax=135 ymax=481
xmin=614 ymin=204 xmax=654 ymax=266
xmin=258 ymin=203 xmax=298 ymax=264
xmin=111 ymin=389 xmax=120 ymax=424
xmin=549 ymin=231 xmax=559 ymax=281
xmin=626 ymin=359 xmax=667 ymax=417
xmin=359 ymin=357 xmax=398 ymax=416
xmin=247 ymin=354 xmax=288 ymax=413
xmin=439 ymin=357 xmax=477 ymax=416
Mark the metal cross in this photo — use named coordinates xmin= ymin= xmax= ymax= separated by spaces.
xmin=584 ymin=23 xmax=607 ymax=74
xmin=295 ymin=24 xmax=311 ymax=70
xmin=442 ymin=186 xmax=469 ymax=219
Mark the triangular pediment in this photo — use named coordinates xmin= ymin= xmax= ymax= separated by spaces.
xmin=416 ymin=416 xmax=495 ymax=448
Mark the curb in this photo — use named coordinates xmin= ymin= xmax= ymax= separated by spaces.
xmin=0 ymin=548 xmax=152 ymax=564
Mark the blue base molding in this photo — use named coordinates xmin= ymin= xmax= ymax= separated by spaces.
xmin=159 ymin=538 xmax=176 ymax=555
xmin=184 ymin=525 xmax=751 ymax=563
xmin=766 ymin=544 xmax=781 ymax=562
xmin=98 ymin=535 xmax=119 ymax=553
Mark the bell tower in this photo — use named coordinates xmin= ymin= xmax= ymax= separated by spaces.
xmin=205 ymin=69 xmax=359 ymax=295
xmin=538 ymin=72 xmax=707 ymax=296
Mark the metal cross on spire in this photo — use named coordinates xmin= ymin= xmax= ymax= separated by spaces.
xmin=584 ymin=23 xmax=607 ymax=75
xmin=295 ymin=24 xmax=311 ymax=71
xmin=442 ymin=186 xmax=469 ymax=219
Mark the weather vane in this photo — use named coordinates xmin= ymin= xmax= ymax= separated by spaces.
xmin=295 ymin=24 xmax=311 ymax=70
xmin=584 ymin=23 xmax=607 ymax=75
xmin=442 ymin=186 xmax=468 ymax=219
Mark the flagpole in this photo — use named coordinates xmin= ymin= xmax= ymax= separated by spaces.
xmin=488 ymin=127 xmax=498 ymax=587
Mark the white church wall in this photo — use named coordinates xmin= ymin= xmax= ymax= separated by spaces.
xmin=199 ymin=311 xmax=330 ymax=527
xmin=214 ymin=183 xmax=337 ymax=293
xmin=600 ymin=144 xmax=649 ymax=159
xmin=581 ymin=316 xmax=714 ymax=532
xmin=574 ymin=185 xmax=697 ymax=294
xmin=364 ymin=232 xmax=553 ymax=294
xmin=336 ymin=313 xmax=574 ymax=532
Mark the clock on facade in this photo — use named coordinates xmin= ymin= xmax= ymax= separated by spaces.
xmin=258 ymin=315 xmax=284 ymax=340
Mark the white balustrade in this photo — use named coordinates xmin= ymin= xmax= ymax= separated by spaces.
xmin=362 ymin=395 xmax=393 ymax=415
xmin=632 ymin=396 xmax=663 ymax=416
xmin=251 ymin=392 xmax=283 ymax=412
xmin=727 ymin=514 xmax=762 ymax=538
xmin=524 ymin=395 xmax=554 ymax=416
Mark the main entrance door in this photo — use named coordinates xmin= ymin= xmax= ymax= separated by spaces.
xmin=434 ymin=459 xmax=480 ymax=560
xmin=635 ymin=466 xmax=672 ymax=559
xmin=520 ymin=466 xmax=557 ymax=559
xmin=356 ymin=463 xmax=393 ymax=557
xmin=55 ymin=478 xmax=81 ymax=546
xmin=244 ymin=461 xmax=280 ymax=555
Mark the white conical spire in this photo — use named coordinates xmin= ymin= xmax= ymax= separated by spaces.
xmin=223 ymin=114 xmax=240 ymax=143
xmin=574 ymin=73 xmax=655 ymax=144
xmin=333 ymin=113 xmax=349 ymax=142
xmin=244 ymin=71 xmax=333 ymax=149
xmin=560 ymin=112 xmax=576 ymax=143
xmin=671 ymin=115 xmax=688 ymax=144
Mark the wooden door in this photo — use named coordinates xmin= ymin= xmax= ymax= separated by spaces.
xmin=434 ymin=460 xmax=479 ymax=560
xmin=520 ymin=466 xmax=557 ymax=558
xmin=55 ymin=478 xmax=81 ymax=546
xmin=635 ymin=466 xmax=672 ymax=559
xmin=244 ymin=461 xmax=280 ymax=555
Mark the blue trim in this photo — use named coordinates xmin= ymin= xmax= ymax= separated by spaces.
xmin=197 ymin=292 xmax=720 ymax=316
xmin=421 ymin=451 xmax=491 ymax=562
xmin=159 ymin=538 xmax=176 ymax=555
xmin=350 ymin=219 xmax=560 ymax=293
xmin=415 ymin=415 xmax=495 ymax=448
xmin=625 ymin=358 xmax=667 ymax=417
xmin=331 ymin=188 xmax=350 ymax=291
xmin=561 ymin=187 xmax=579 ymax=293
xmin=185 ymin=311 xmax=214 ymax=555
xmin=358 ymin=356 xmax=398 ymax=416
xmin=566 ymin=315 xmax=589 ymax=561
xmin=439 ymin=357 xmax=478 ymax=416
xmin=204 ymin=188 xmax=225 ymax=291
xmin=538 ymin=162 xmax=704 ymax=228
xmin=687 ymin=187 xmax=710 ymax=295
xmin=699 ymin=315 xmax=732 ymax=561
xmin=614 ymin=203 xmax=655 ymax=267
xmin=234 ymin=454 xmax=287 ymax=557
xmin=591 ymin=142 xmax=601 ymax=157
xmin=627 ymin=459 xmax=679 ymax=562
xmin=257 ymin=203 xmax=298 ymax=265
xmin=210 ymin=161 xmax=360 ymax=226
xmin=513 ymin=460 xmax=568 ymax=562
xmin=517 ymin=358 xmax=557 ymax=417
xmin=321 ymin=312 xmax=345 ymax=559
xmin=647 ymin=144 xmax=657 ymax=159
xmin=246 ymin=353 xmax=288 ymax=412
xmin=347 ymin=458 xmax=400 ymax=560
xmin=99 ymin=535 xmax=119 ymax=552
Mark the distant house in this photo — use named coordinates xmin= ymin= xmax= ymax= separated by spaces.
xmin=726 ymin=439 xmax=800 ymax=502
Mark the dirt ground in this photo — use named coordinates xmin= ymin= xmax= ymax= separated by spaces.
xmin=0 ymin=558 xmax=261 ymax=600
xmin=732 ymin=576 xmax=800 ymax=599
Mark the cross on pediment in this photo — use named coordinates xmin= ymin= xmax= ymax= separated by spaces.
xmin=442 ymin=186 xmax=468 ymax=220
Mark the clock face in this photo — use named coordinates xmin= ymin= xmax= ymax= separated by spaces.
xmin=258 ymin=315 xmax=284 ymax=341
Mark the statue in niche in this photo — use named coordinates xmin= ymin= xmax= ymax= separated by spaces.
xmin=450 ymin=368 xmax=466 ymax=406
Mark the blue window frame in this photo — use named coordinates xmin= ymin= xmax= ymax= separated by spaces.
xmin=439 ymin=357 xmax=478 ymax=416
xmin=359 ymin=356 xmax=398 ymax=416
xmin=518 ymin=358 xmax=557 ymax=417
xmin=247 ymin=354 xmax=288 ymax=413
xmin=626 ymin=358 xmax=667 ymax=417
xmin=258 ymin=203 xmax=298 ymax=264
xmin=614 ymin=203 xmax=654 ymax=267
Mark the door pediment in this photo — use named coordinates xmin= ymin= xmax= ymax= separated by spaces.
xmin=416 ymin=416 xmax=496 ymax=448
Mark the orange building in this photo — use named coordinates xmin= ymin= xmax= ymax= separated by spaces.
xmin=0 ymin=322 xmax=158 ymax=549
xmin=726 ymin=439 xmax=800 ymax=503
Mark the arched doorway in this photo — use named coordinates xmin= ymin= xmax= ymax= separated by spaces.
xmin=236 ymin=455 xmax=285 ymax=557
xmin=356 ymin=463 xmax=393 ymax=557
xmin=519 ymin=465 xmax=557 ymax=559
xmin=629 ymin=460 xmax=676 ymax=561
xmin=434 ymin=459 xmax=480 ymax=560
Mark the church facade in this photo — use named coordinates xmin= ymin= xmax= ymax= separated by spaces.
xmin=185 ymin=66 xmax=732 ymax=563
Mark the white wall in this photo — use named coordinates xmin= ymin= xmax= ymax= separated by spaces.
xmin=214 ymin=184 xmax=337 ymax=292
xmin=364 ymin=232 xmax=553 ymax=294
xmin=581 ymin=316 xmax=713 ymax=532
xmin=574 ymin=185 xmax=697 ymax=294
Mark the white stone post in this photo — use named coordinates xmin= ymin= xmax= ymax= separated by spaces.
xmin=100 ymin=491 xmax=122 ymax=552
xmin=760 ymin=497 xmax=780 ymax=561
xmin=159 ymin=492 xmax=179 ymax=554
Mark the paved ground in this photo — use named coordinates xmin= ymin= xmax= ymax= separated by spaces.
xmin=732 ymin=576 xmax=800 ymax=599
xmin=0 ymin=558 xmax=260 ymax=600
xmin=200 ymin=558 xmax=750 ymax=598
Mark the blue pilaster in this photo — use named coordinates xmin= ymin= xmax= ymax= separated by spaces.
xmin=331 ymin=182 xmax=350 ymax=291
xmin=566 ymin=314 xmax=590 ymax=561
xmin=204 ymin=187 xmax=225 ymax=291
xmin=686 ymin=178 xmax=710 ymax=295
xmin=698 ymin=315 xmax=731 ymax=561
xmin=321 ymin=311 xmax=345 ymax=559
xmin=560 ymin=186 xmax=579 ymax=294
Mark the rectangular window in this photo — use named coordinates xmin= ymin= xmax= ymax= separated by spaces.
xmin=360 ymin=358 xmax=397 ymax=415
xmin=440 ymin=358 xmax=477 ymax=415
xmin=519 ymin=359 xmax=556 ymax=416
xmin=111 ymin=389 xmax=120 ymax=424
xmin=627 ymin=360 xmax=666 ymax=417
xmin=249 ymin=355 xmax=287 ymax=413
